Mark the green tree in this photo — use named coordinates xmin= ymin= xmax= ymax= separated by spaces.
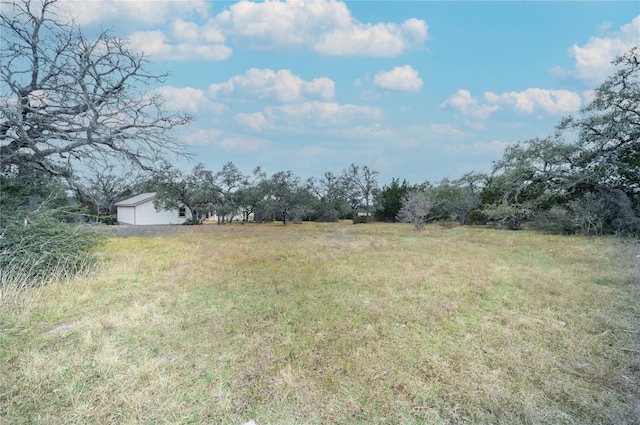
xmin=260 ymin=171 xmax=305 ymax=225
xmin=153 ymin=164 xmax=218 ymax=224
xmin=375 ymin=178 xmax=410 ymax=222
xmin=558 ymin=47 xmax=640 ymax=234
xmin=561 ymin=47 xmax=640 ymax=197
xmin=235 ymin=167 xmax=267 ymax=223
xmin=214 ymin=162 xmax=249 ymax=224
xmin=480 ymin=50 xmax=640 ymax=235
xmin=429 ymin=173 xmax=486 ymax=225
xmin=480 ymin=137 xmax=573 ymax=229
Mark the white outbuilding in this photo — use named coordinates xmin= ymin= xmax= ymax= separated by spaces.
xmin=114 ymin=192 xmax=190 ymax=225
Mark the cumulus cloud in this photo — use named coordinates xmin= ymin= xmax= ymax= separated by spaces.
xmin=558 ymin=16 xmax=640 ymax=83
xmin=183 ymin=129 xmax=224 ymax=146
xmin=442 ymin=88 xmax=581 ymax=119
xmin=58 ymin=1 xmax=427 ymax=61
xmin=215 ymin=0 xmax=428 ymax=57
xmin=58 ymin=0 xmax=209 ymax=26
xmin=429 ymin=123 xmax=467 ymax=139
xmin=216 ymin=136 xmax=270 ymax=152
xmin=440 ymin=90 xmax=499 ymax=120
xmin=235 ymin=112 xmax=271 ymax=132
xmin=333 ymin=125 xmax=397 ymax=140
xmin=40 ymin=1 xmax=231 ymax=62
xmin=374 ymin=65 xmax=423 ymax=92
xmin=152 ymin=86 xmax=225 ymax=114
xmin=209 ymin=69 xmax=335 ymax=102
xmin=264 ymin=101 xmax=382 ymax=127
xmin=128 ymin=29 xmax=231 ymax=61
xmin=484 ymin=88 xmax=581 ymax=114
xmin=183 ymin=129 xmax=269 ymax=151
xmin=443 ymin=140 xmax=513 ymax=155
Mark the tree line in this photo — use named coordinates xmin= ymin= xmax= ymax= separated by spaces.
xmin=150 ymin=48 xmax=640 ymax=236
xmin=1 ymin=1 xmax=638 ymax=284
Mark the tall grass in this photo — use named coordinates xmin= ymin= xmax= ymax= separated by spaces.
xmin=1 ymin=223 xmax=638 ymax=424
xmin=0 ymin=256 xmax=100 ymax=310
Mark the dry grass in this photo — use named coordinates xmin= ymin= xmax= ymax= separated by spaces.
xmin=1 ymin=222 xmax=639 ymax=424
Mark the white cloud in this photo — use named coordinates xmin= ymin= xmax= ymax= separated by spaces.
xmin=484 ymin=88 xmax=581 ymax=114
xmin=442 ymin=88 xmax=581 ymax=120
xmin=183 ymin=129 xmax=224 ymax=146
xmin=183 ymin=129 xmax=269 ymax=151
xmin=429 ymin=123 xmax=467 ymax=139
xmin=561 ymin=16 xmax=640 ymax=83
xmin=443 ymin=140 xmax=513 ymax=155
xmin=265 ymin=101 xmax=382 ymax=128
xmin=127 ymin=30 xmax=231 ymax=61
xmin=58 ymin=0 xmax=209 ymax=26
xmin=440 ymin=89 xmax=499 ymax=120
xmin=235 ymin=112 xmax=271 ymax=132
xmin=217 ymin=136 xmax=270 ymax=152
xmin=315 ymin=19 xmax=428 ymax=57
xmin=374 ymin=65 xmax=423 ymax=92
xmin=152 ymin=86 xmax=225 ymax=114
xmin=215 ymin=0 xmax=427 ymax=57
xmin=77 ymin=1 xmax=426 ymax=61
xmin=333 ymin=125 xmax=397 ymax=140
xmin=209 ymin=69 xmax=335 ymax=102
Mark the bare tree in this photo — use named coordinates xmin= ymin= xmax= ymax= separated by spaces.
xmin=69 ymin=165 xmax=149 ymax=219
xmin=0 ymin=0 xmax=192 ymax=174
xmin=399 ymin=191 xmax=434 ymax=230
xmin=343 ymin=164 xmax=379 ymax=222
xmin=307 ymin=171 xmax=348 ymax=222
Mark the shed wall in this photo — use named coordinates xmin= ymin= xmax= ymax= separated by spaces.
xmin=135 ymin=200 xmax=187 ymax=225
xmin=117 ymin=206 xmax=136 ymax=225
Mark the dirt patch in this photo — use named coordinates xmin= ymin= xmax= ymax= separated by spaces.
xmin=91 ymin=222 xmax=259 ymax=238
xmin=93 ymin=224 xmax=198 ymax=238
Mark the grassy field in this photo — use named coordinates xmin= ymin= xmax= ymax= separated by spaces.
xmin=1 ymin=222 xmax=639 ymax=424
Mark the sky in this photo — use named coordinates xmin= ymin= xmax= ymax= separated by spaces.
xmin=56 ymin=0 xmax=639 ymax=185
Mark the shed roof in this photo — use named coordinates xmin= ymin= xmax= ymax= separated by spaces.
xmin=114 ymin=192 xmax=156 ymax=207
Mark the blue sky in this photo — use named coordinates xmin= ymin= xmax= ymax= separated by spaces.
xmin=60 ymin=0 xmax=639 ymax=185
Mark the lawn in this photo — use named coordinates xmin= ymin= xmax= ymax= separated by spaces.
xmin=1 ymin=222 xmax=639 ymax=424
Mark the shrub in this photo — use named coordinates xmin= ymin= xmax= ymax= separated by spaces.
xmin=399 ymin=192 xmax=434 ymax=230
xmin=98 ymin=215 xmax=118 ymax=225
xmin=0 ymin=209 xmax=104 ymax=285
xmin=530 ymin=207 xmax=574 ymax=234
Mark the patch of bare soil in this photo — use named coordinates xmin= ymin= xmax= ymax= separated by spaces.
xmin=92 ymin=224 xmax=199 ymax=238
xmin=91 ymin=222 xmax=258 ymax=238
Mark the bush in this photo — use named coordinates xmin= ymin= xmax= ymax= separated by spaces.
xmin=0 ymin=210 xmax=104 ymax=285
xmin=481 ymin=203 xmax=534 ymax=230
xmin=530 ymin=207 xmax=575 ymax=234
xmin=399 ymin=192 xmax=434 ymax=230
xmin=98 ymin=215 xmax=118 ymax=225
xmin=352 ymin=215 xmax=369 ymax=224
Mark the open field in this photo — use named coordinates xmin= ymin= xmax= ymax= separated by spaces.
xmin=1 ymin=222 xmax=639 ymax=424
